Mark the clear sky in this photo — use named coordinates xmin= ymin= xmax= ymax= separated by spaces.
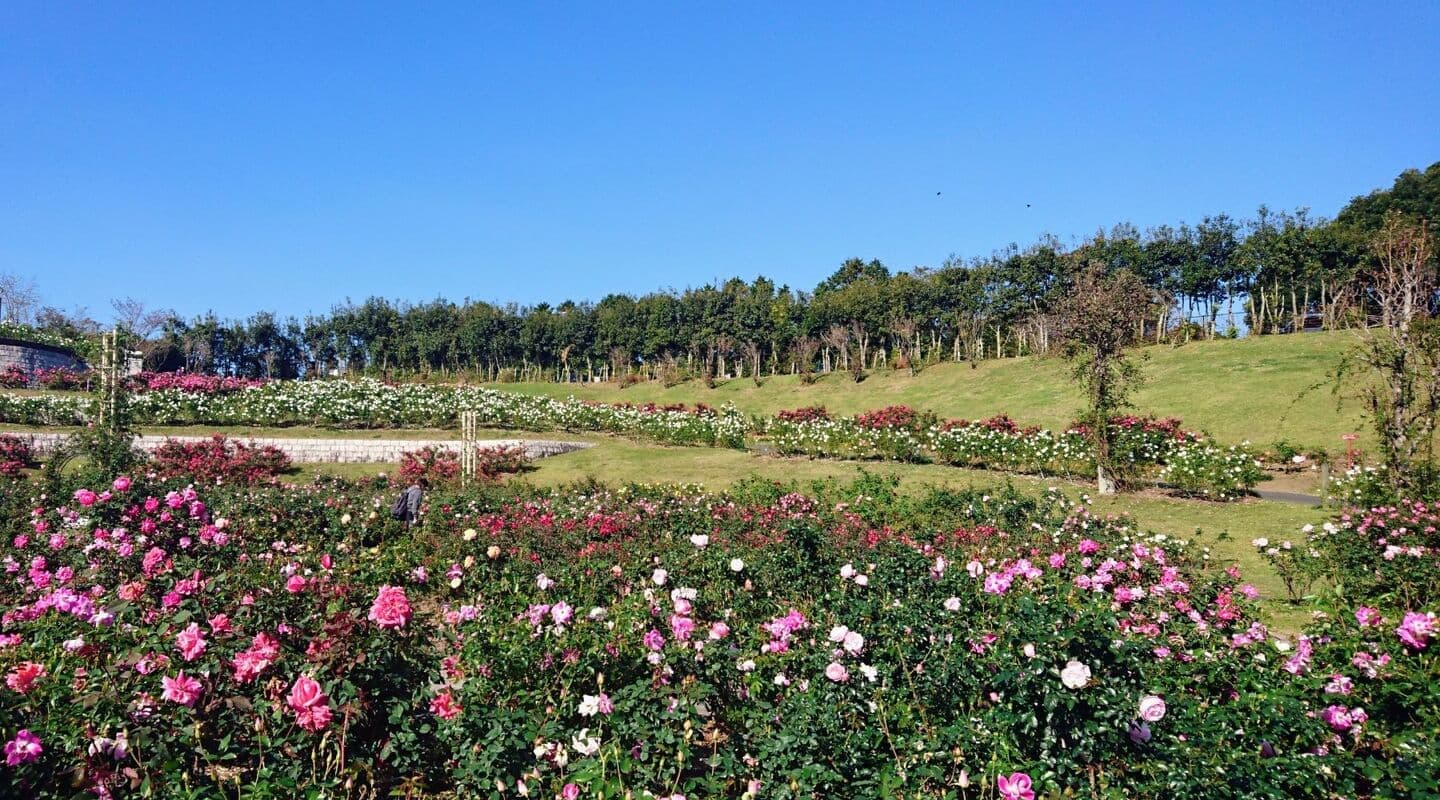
xmin=2 ymin=2 xmax=1437 ymax=324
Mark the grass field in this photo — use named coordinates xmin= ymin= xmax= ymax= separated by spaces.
xmin=488 ymin=331 xmax=1366 ymax=453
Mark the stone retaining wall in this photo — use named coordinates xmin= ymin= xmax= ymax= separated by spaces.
xmin=17 ymin=433 xmax=591 ymax=463
xmin=0 ymin=340 xmax=87 ymax=376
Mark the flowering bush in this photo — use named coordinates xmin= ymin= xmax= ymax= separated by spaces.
xmin=0 ymin=379 xmax=749 ymax=448
xmin=149 ymin=434 xmax=293 ymax=485
xmin=776 ymin=406 xmax=830 ymax=423
xmin=123 ymin=371 xmax=269 ymax=395
xmin=0 ymin=435 xmax=34 ymax=477
xmin=769 ymin=411 xmax=1265 ymax=499
xmin=397 ymin=444 xmax=462 ymax=485
xmin=0 ymin=367 xmax=26 ymax=390
xmin=1297 ymin=500 xmax=1440 ymax=611
xmin=0 ymin=471 xmax=1435 ymax=797
xmin=475 ymin=444 xmax=530 ymax=481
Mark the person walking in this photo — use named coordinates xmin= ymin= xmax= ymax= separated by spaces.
xmin=403 ymin=477 xmax=427 ymax=527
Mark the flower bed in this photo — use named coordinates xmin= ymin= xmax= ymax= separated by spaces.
xmin=0 ymin=473 xmax=1434 ymax=797
xmin=769 ymin=410 xmax=1265 ymax=499
xmin=149 ymin=435 xmax=293 ymax=485
xmin=0 ymin=379 xmax=750 ymax=449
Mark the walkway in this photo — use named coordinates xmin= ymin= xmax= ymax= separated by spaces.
xmin=18 ymin=432 xmax=592 ymax=463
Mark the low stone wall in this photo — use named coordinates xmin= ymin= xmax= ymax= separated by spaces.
xmin=0 ymin=339 xmax=87 ymax=376
xmin=18 ymin=433 xmax=591 ymax=463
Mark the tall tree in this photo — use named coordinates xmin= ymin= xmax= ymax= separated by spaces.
xmin=1059 ymin=265 xmax=1152 ymax=494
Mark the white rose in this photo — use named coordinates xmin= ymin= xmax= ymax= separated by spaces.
xmin=1060 ymin=660 xmax=1092 ymax=689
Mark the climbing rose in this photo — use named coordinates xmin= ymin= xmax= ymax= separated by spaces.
xmin=368 ymin=585 xmax=412 ymax=629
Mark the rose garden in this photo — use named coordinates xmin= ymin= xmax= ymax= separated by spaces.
xmin=0 ymin=359 xmax=1437 ymax=799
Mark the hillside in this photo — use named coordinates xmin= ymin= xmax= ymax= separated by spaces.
xmin=490 ymin=331 xmax=1366 ymax=453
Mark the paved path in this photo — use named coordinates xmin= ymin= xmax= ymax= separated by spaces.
xmin=1255 ymin=488 xmax=1323 ymax=506
xmin=18 ymin=432 xmax=591 ymax=464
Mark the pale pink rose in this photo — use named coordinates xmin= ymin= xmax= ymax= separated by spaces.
xmin=825 ymin=662 xmax=849 ymax=682
xmin=1138 ymin=695 xmax=1166 ymax=722
xmin=1060 ymin=660 xmax=1091 ymax=689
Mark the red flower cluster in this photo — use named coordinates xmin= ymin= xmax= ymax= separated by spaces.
xmin=854 ymin=405 xmax=918 ymax=430
xmin=151 ymin=435 xmax=292 ymax=485
xmin=0 ymin=434 xmax=35 ymax=477
xmin=777 ymin=406 xmax=830 ymax=423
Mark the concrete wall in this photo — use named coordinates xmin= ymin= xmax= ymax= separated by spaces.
xmin=0 ymin=339 xmax=87 ymax=377
xmin=19 ymin=433 xmax=591 ymax=464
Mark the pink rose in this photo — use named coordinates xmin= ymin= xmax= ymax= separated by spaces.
xmin=175 ymin=623 xmax=207 ymax=662
xmin=285 ymin=574 xmax=307 ymax=593
xmin=288 ymin=674 xmax=327 ymax=710
xmin=6 ymin=661 xmax=45 ymax=694
xmin=1138 ymin=695 xmax=1166 ymax=722
xmin=825 ymin=662 xmax=849 ymax=682
xmin=430 ymin=690 xmax=462 ymax=720
xmin=161 ymin=671 xmax=203 ymax=707
xmin=368 ymin=585 xmax=412 ymax=629
xmin=74 ymin=489 xmax=97 ymax=507
xmin=561 ymin=784 xmax=581 ymax=800
xmin=3 ymin=729 xmax=42 ymax=767
xmin=288 ymin=675 xmax=331 ymax=732
xmin=112 ymin=476 xmax=132 ymax=492
xmin=997 ymin=772 xmax=1035 ymax=800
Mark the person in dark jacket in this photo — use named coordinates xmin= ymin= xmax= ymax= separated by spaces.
xmin=403 ymin=477 xmax=427 ymax=526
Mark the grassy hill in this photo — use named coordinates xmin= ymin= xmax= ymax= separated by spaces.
xmin=489 ymin=331 xmax=1367 ymax=453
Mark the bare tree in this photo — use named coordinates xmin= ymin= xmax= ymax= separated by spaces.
xmin=0 ymin=272 xmax=40 ymax=324
xmin=1341 ymin=214 xmax=1440 ymax=494
xmin=111 ymin=296 xmax=177 ymax=339
xmin=821 ymin=325 xmax=850 ymax=372
xmin=791 ymin=335 xmax=820 ymax=382
xmin=1059 ymin=264 xmax=1152 ymax=494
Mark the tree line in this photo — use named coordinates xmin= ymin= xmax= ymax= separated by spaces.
xmin=7 ymin=163 xmax=1438 ymax=382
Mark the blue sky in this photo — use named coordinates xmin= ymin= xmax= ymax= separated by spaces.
xmin=2 ymin=2 xmax=1437 ymax=323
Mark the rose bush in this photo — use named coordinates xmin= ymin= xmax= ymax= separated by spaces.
xmin=0 ymin=469 xmax=1434 ymax=797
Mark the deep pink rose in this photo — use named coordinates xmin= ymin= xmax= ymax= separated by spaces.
xmin=368 ymin=585 xmax=412 ymax=629
xmin=998 ymin=772 xmax=1035 ymax=800
xmin=161 ymin=671 xmax=203 ymax=707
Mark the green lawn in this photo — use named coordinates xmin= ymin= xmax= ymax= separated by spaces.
xmin=487 ymin=331 xmax=1367 ymax=453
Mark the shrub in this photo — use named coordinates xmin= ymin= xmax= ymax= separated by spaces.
xmin=0 ymin=365 xmax=27 ymax=389
xmin=0 ymin=434 xmax=33 ymax=476
xmin=150 ymin=434 xmax=293 ymax=485
xmin=777 ymin=405 xmax=830 ymax=423
xmin=398 ymin=444 xmax=461 ymax=485
xmin=475 ymin=444 xmax=529 ymax=481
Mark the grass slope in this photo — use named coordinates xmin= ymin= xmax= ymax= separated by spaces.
xmin=490 ymin=332 xmax=1364 ymax=452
